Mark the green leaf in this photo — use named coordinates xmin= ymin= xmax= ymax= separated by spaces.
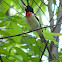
xmin=15 ymin=55 xmax=23 ymax=62
xmin=33 ymin=57 xmax=39 ymax=62
xmin=28 ymin=0 xmax=41 ymax=7
xmin=2 ymin=56 xmax=11 ymax=62
xmin=0 ymin=12 xmax=6 ymax=17
xmin=1 ymin=0 xmax=11 ymax=13
xmin=0 ymin=29 xmax=9 ymax=36
xmin=43 ymin=30 xmax=58 ymax=45
xmin=11 ymin=16 xmax=30 ymax=31
xmin=0 ymin=47 xmax=9 ymax=55
xmin=49 ymin=33 xmax=62 ymax=36
xmin=40 ymin=5 xmax=46 ymax=14
xmin=31 ymin=45 xmax=39 ymax=55
xmin=22 ymin=36 xmax=36 ymax=44
xmin=33 ymin=31 xmax=39 ymax=37
xmin=43 ymin=30 xmax=62 ymax=36
xmin=5 ymin=16 xmax=12 ymax=21
xmin=6 ymin=22 xmax=22 ymax=42
xmin=13 ymin=16 xmax=22 ymax=19
xmin=1 ymin=43 xmax=11 ymax=47
xmin=12 ymin=0 xmax=20 ymax=10
xmin=8 ymin=55 xmax=22 ymax=62
xmin=0 ymin=21 xmax=6 ymax=27
xmin=37 ymin=40 xmax=45 ymax=50
xmin=15 ymin=47 xmax=28 ymax=62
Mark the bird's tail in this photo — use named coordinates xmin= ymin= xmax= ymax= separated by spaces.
xmin=37 ymin=30 xmax=46 ymax=43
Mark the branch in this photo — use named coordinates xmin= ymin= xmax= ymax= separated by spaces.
xmin=2 ymin=0 xmax=12 ymax=7
xmin=39 ymin=42 xmax=52 ymax=62
xmin=0 ymin=55 xmax=3 ymax=62
xmin=16 ymin=0 xmax=24 ymax=12
xmin=2 ymin=0 xmax=20 ymax=14
xmin=0 ymin=23 xmax=62 ymax=39
xmin=22 ymin=35 xmax=37 ymax=39
xmin=33 ymin=0 xmax=49 ymax=21
xmin=39 ymin=42 xmax=48 ymax=62
xmin=36 ymin=2 xmax=42 ymax=14
xmin=36 ymin=0 xmax=48 ymax=14
xmin=41 ymin=0 xmax=48 ymax=6
xmin=0 ymin=25 xmax=56 ymax=39
xmin=52 ymin=16 xmax=62 ymax=32
xmin=21 ymin=0 xmax=26 ymax=6
xmin=27 ymin=0 xmax=29 ymax=5
xmin=9 ymin=43 xmax=16 ymax=53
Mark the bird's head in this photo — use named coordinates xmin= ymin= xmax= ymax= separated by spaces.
xmin=24 ymin=5 xmax=33 ymax=13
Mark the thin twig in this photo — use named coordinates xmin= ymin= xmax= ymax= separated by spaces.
xmin=39 ymin=42 xmax=52 ymax=62
xmin=27 ymin=0 xmax=29 ymax=5
xmin=33 ymin=0 xmax=49 ymax=21
xmin=21 ymin=0 xmax=26 ymax=6
xmin=9 ymin=43 xmax=16 ymax=53
xmin=41 ymin=0 xmax=48 ymax=6
xmin=0 ymin=22 xmax=62 ymax=39
xmin=39 ymin=42 xmax=48 ymax=62
xmin=36 ymin=0 xmax=48 ymax=14
xmin=52 ymin=16 xmax=62 ymax=32
xmin=0 ymin=25 xmax=55 ymax=39
xmin=0 ymin=55 xmax=3 ymax=62
xmin=2 ymin=0 xmax=20 ymax=14
xmin=2 ymin=0 xmax=12 ymax=7
xmin=23 ymin=35 xmax=42 ymax=53
xmin=22 ymin=35 xmax=37 ymax=39
xmin=16 ymin=0 xmax=24 ymax=12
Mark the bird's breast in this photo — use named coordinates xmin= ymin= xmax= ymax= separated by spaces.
xmin=26 ymin=12 xmax=32 ymax=17
xmin=26 ymin=14 xmax=40 ymax=30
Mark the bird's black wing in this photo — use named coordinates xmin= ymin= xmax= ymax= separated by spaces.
xmin=34 ymin=13 xmax=41 ymax=27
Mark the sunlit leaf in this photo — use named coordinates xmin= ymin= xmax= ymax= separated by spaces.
xmin=6 ymin=22 xmax=22 ymax=42
xmin=0 ymin=47 xmax=9 ymax=55
xmin=43 ymin=30 xmax=58 ymax=45
xmin=15 ymin=47 xmax=28 ymax=62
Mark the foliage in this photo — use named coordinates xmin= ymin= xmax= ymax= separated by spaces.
xmin=0 ymin=0 xmax=61 ymax=62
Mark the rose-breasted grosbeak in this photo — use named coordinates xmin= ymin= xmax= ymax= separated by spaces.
xmin=24 ymin=5 xmax=46 ymax=43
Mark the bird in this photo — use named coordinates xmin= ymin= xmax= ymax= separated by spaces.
xmin=24 ymin=5 xmax=46 ymax=43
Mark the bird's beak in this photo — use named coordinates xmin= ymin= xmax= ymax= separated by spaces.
xmin=24 ymin=6 xmax=27 ymax=9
